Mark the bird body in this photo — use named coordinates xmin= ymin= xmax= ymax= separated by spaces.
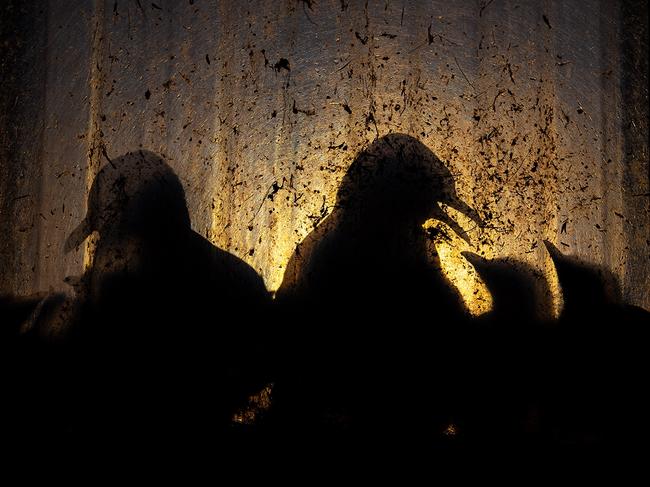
xmin=269 ymin=134 xmax=483 ymax=444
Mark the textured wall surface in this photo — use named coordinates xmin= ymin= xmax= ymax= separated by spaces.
xmin=1 ymin=0 xmax=648 ymax=313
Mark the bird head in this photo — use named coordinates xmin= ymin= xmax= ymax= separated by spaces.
xmin=462 ymin=251 xmax=553 ymax=321
xmin=335 ymin=133 xmax=484 ymax=243
xmin=65 ymin=150 xmax=190 ymax=253
xmin=543 ymin=240 xmax=621 ymax=317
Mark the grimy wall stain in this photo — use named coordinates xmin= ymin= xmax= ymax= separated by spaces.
xmin=1 ymin=0 xmax=648 ymax=312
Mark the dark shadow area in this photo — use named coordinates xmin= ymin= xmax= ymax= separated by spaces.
xmin=539 ymin=241 xmax=649 ymax=446
xmin=2 ymin=144 xmax=647 ymax=454
xmin=459 ymin=253 xmax=552 ymax=445
xmin=2 ymin=150 xmax=272 ymax=446
xmin=1 ymin=291 xmax=72 ymax=447
xmin=0 ymin=293 xmax=58 ymax=446
xmin=0 ymin=294 xmax=43 ymax=334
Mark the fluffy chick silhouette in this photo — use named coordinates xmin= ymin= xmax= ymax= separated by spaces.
xmin=461 ymin=253 xmax=553 ymax=445
xmin=541 ymin=240 xmax=648 ymax=445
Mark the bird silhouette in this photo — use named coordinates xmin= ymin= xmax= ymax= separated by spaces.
xmin=460 ymin=253 xmax=553 ymax=445
xmin=542 ymin=240 xmax=649 ymax=445
xmin=269 ymin=134 xmax=484 ymax=446
xmin=461 ymin=252 xmax=553 ymax=327
xmin=61 ymin=150 xmax=272 ymax=443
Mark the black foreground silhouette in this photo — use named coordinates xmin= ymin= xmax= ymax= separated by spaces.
xmin=1 ymin=141 xmax=647 ymax=453
xmin=266 ymin=134 xmax=485 ymax=445
xmin=3 ymin=151 xmax=272 ymax=446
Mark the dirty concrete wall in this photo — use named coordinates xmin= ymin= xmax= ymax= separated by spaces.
xmin=1 ymin=0 xmax=648 ymax=312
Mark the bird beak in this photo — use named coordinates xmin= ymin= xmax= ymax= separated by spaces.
xmin=542 ymin=239 xmax=562 ymax=261
xmin=64 ymin=218 xmax=91 ymax=254
xmin=460 ymin=251 xmax=484 ymax=267
xmin=431 ymin=195 xmax=485 ymax=245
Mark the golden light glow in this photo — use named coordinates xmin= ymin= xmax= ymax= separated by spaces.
xmin=544 ymin=253 xmax=563 ymax=321
xmin=265 ymin=226 xmax=304 ymax=295
xmin=423 ymin=207 xmax=493 ymax=317
xmin=443 ymin=423 xmax=458 ymax=437
xmin=82 ymin=0 xmax=106 ymax=274
xmin=232 ymin=383 xmax=274 ymax=425
xmin=264 ymin=204 xmax=496 ymax=316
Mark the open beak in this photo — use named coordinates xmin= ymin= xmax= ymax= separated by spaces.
xmin=430 ymin=195 xmax=484 ymax=245
xmin=64 ymin=218 xmax=91 ymax=254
